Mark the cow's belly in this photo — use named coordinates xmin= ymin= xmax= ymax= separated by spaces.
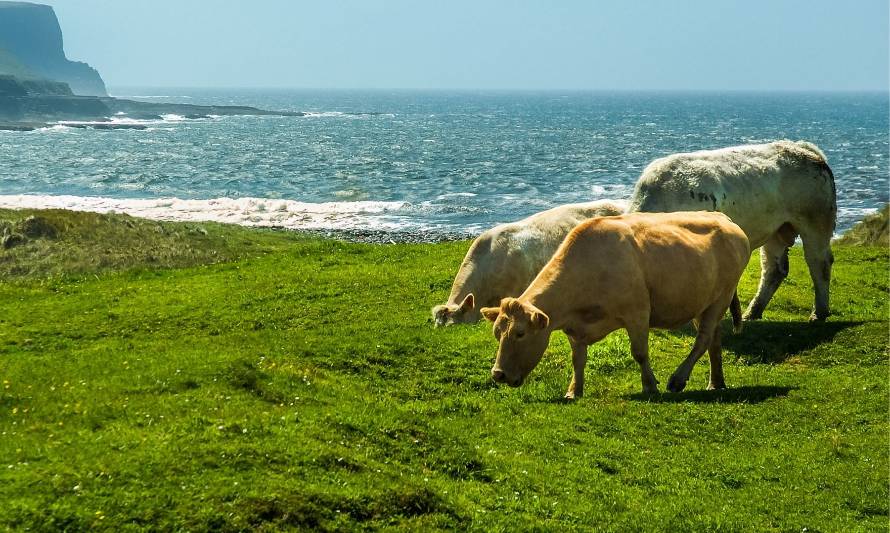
xmin=648 ymin=299 xmax=712 ymax=329
xmin=641 ymin=251 xmax=727 ymax=328
xmin=716 ymin=203 xmax=787 ymax=250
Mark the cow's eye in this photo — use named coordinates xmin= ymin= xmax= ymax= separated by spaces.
xmin=515 ymin=330 xmax=525 ymax=339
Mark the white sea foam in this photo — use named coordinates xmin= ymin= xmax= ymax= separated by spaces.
xmin=36 ymin=124 xmax=74 ymax=132
xmin=303 ymin=111 xmax=347 ymax=118
xmin=112 ymin=95 xmax=194 ymax=99
xmin=436 ymin=192 xmax=477 ymax=199
xmin=0 ymin=194 xmax=425 ymax=232
xmin=58 ymin=116 xmax=151 ymax=126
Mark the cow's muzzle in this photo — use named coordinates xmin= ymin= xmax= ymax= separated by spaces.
xmin=491 ymin=368 xmax=523 ymax=387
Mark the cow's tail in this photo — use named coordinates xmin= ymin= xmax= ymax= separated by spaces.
xmin=730 ymin=291 xmax=743 ymax=334
xmin=792 ymin=140 xmax=837 ymax=232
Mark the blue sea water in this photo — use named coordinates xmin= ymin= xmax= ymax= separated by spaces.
xmin=1 ymin=90 xmax=887 ymax=235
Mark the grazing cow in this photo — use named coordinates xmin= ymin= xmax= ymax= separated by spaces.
xmin=432 ymin=200 xmax=627 ymax=326
xmin=482 ymin=212 xmax=750 ymax=397
xmin=628 ymin=140 xmax=836 ymax=321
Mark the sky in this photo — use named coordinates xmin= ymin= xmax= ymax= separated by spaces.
xmin=40 ymin=0 xmax=890 ymax=91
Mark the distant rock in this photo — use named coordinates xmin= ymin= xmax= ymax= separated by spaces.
xmin=17 ymin=215 xmax=59 ymax=239
xmin=0 ymin=1 xmax=107 ymax=96
xmin=0 ymin=74 xmax=72 ymax=96
xmin=101 ymin=97 xmax=307 ymax=120
xmin=1 ymin=232 xmax=25 ymax=249
xmin=0 ymin=90 xmax=110 ymax=122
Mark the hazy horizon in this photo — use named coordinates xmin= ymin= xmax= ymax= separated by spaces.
xmin=38 ymin=0 xmax=890 ymax=92
xmin=106 ymin=86 xmax=890 ymax=93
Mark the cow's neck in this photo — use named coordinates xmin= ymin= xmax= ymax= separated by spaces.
xmin=520 ymin=262 xmax=580 ymax=331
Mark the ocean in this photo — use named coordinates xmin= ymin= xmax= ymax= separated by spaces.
xmin=1 ymin=90 xmax=887 ymax=236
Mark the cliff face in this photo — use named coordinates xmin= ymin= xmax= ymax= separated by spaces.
xmin=0 ymin=1 xmax=107 ymax=96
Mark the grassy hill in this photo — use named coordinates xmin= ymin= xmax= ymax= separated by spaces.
xmin=837 ymin=204 xmax=889 ymax=247
xmin=0 ymin=209 xmax=887 ymax=530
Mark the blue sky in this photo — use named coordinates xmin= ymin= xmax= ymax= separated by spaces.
xmin=43 ymin=0 xmax=890 ymax=90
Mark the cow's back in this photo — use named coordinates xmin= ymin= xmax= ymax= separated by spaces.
xmin=628 ymin=141 xmax=835 ymax=247
xmin=447 ymin=200 xmax=625 ymax=308
xmin=555 ymin=212 xmax=749 ymax=329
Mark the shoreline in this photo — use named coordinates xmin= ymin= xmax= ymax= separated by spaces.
xmin=1 ymin=201 xmax=885 ymax=245
xmin=291 ymin=227 xmax=473 ymax=244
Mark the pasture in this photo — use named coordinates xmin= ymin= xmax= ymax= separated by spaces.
xmin=1 ymin=209 xmax=887 ymax=531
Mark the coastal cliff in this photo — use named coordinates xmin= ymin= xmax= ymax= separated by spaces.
xmin=0 ymin=1 xmax=107 ymax=96
xmin=0 ymin=1 xmax=303 ymax=130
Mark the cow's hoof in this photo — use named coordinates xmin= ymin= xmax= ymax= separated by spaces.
xmin=667 ymin=375 xmax=687 ymax=393
xmin=707 ymin=382 xmax=726 ymax=391
xmin=742 ymin=312 xmax=762 ymax=321
xmin=564 ymin=391 xmax=581 ymax=401
xmin=808 ymin=312 xmax=829 ymax=323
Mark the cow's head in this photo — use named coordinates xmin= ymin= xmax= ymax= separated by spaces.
xmin=482 ymin=297 xmax=551 ymax=387
xmin=431 ymin=293 xmax=476 ymax=327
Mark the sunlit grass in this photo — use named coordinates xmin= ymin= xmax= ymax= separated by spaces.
xmin=0 ymin=210 xmax=887 ymax=530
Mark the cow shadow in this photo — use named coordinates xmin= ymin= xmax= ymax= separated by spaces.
xmin=723 ymin=320 xmax=863 ymax=364
xmin=627 ymin=385 xmax=797 ymax=404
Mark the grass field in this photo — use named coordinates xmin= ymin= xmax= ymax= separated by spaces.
xmin=1 ymin=209 xmax=887 ymax=531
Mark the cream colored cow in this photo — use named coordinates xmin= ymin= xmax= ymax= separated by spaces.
xmin=483 ymin=212 xmax=750 ymax=397
xmin=628 ymin=140 xmax=836 ymax=321
xmin=432 ymin=200 xmax=627 ymax=326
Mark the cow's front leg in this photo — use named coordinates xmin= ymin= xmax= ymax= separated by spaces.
xmin=565 ymin=337 xmax=588 ymax=400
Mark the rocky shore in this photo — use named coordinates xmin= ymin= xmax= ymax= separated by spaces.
xmin=0 ymin=93 xmax=307 ymax=131
xmin=294 ymin=227 xmax=475 ymax=244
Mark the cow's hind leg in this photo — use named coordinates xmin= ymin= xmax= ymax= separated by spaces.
xmin=668 ymin=303 xmax=724 ymax=393
xmin=626 ymin=320 xmax=659 ymax=394
xmin=799 ymin=226 xmax=834 ymax=321
xmin=743 ymin=225 xmax=797 ymax=320
xmin=706 ymin=325 xmax=726 ymax=390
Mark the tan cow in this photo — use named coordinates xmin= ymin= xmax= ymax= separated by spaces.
xmin=432 ymin=200 xmax=626 ymax=326
xmin=481 ymin=212 xmax=750 ymax=397
xmin=628 ymin=140 xmax=836 ymax=321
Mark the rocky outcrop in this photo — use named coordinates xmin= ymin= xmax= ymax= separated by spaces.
xmin=101 ymin=98 xmax=306 ymax=119
xmin=0 ymin=1 xmax=107 ymax=95
xmin=0 ymin=74 xmax=72 ymax=96
xmin=0 ymin=92 xmax=305 ymax=129
xmin=0 ymin=94 xmax=110 ymax=122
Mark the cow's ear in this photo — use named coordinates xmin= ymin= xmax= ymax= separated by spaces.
xmin=431 ymin=305 xmax=450 ymax=323
xmin=530 ymin=311 xmax=550 ymax=330
xmin=459 ymin=293 xmax=475 ymax=312
xmin=481 ymin=307 xmax=500 ymax=322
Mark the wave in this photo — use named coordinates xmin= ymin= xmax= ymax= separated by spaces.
xmin=43 ymin=114 xmax=218 ymax=131
xmin=112 ymin=95 xmax=194 ymax=99
xmin=0 ymin=194 xmax=437 ymax=232
xmin=302 ymin=111 xmax=394 ymax=118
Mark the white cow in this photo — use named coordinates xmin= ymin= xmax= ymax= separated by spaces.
xmin=628 ymin=140 xmax=836 ymax=321
xmin=432 ymin=200 xmax=627 ymax=326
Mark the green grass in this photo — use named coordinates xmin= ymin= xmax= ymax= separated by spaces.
xmin=0 ymin=209 xmax=302 ymax=278
xmin=1 ymin=211 xmax=887 ymax=531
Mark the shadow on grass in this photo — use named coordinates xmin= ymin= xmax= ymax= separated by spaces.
xmin=724 ymin=320 xmax=864 ymax=364
xmin=627 ymin=385 xmax=797 ymax=404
